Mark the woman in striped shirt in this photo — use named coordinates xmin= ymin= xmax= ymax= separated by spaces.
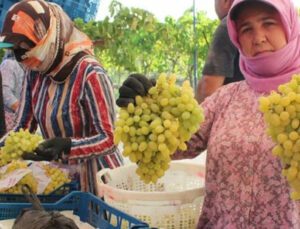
xmin=0 ymin=0 xmax=123 ymax=194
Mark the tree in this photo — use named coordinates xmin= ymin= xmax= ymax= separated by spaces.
xmin=74 ymin=0 xmax=217 ymax=89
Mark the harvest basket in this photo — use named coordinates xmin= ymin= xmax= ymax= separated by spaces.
xmin=97 ymin=161 xmax=205 ymax=229
xmin=0 ymin=191 xmax=149 ymax=228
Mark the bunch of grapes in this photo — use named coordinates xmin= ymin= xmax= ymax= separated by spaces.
xmin=114 ymin=74 xmax=205 ymax=183
xmin=0 ymin=150 xmax=5 ymax=167
xmin=259 ymin=74 xmax=300 ymax=200
xmin=0 ymin=128 xmax=43 ymax=165
xmin=42 ymin=164 xmax=71 ymax=194
xmin=0 ymin=161 xmax=38 ymax=194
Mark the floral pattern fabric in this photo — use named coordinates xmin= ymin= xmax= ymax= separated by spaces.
xmin=173 ymin=81 xmax=300 ymax=228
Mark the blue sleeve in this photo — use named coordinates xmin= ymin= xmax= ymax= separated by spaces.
xmin=0 ymin=72 xmax=37 ymax=146
xmin=1 ymin=60 xmax=18 ymax=108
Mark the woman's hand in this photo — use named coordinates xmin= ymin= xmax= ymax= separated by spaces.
xmin=22 ymin=137 xmax=71 ymax=161
xmin=116 ymin=74 xmax=155 ymax=107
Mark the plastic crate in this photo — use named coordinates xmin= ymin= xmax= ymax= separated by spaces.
xmin=0 ymin=191 xmax=149 ymax=229
xmin=0 ymin=181 xmax=79 ymax=203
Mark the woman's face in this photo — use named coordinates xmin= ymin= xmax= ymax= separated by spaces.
xmin=236 ymin=4 xmax=287 ymax=57
xmin=10 ymin=40 xmax=35 ymax=63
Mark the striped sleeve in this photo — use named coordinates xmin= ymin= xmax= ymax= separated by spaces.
xmin=0 ymin=72 xmax=38 ymax=145
xmin=68 ymin=65 xmax=117 ymax=159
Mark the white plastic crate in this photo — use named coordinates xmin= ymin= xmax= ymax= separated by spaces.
xmin=97 ymin=161 xmax=205 ymax=229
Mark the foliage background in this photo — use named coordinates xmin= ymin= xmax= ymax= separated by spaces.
xmin=0 ymin=1 xmax=215 ymax=97
xmin=74 ymin=0 xmax=218 ymax=94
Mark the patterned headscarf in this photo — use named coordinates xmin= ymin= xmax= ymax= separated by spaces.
xmin=0 ymin=0 xmax=94 ymax=78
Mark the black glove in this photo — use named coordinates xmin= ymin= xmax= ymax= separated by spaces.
xmin=116 ymin=73 xmax=155 ymax=107
xmin=22 ymin=137 xmax=71 ymax=161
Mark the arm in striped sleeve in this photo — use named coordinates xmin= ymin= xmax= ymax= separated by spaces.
xmin=68 ymin=67 xmax=117 ymax=159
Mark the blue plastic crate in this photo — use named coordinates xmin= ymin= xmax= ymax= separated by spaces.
xmin=0 ymin=191 xmax=149 ymax=229
xmin=0 ymin=181 xmax=79 ymax=203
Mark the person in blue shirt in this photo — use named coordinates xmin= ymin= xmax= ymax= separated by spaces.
xmin=0 ymin=50 xmax=25 ymax=131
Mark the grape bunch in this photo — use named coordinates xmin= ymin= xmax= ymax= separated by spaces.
xmin=0 ymin=150 xmax=5 ymax=167
xmin=0 ymin=128 xmax=43 ymax=165
xmin=114 ymin=74 xmax=205 ymax=183
xmin=42 ymin=164 xmax=71 ymax=194
xmin=0 ymin=161 xmax=38 ymax=194
xmin=259 ymin=74 xmax=300 ymax=200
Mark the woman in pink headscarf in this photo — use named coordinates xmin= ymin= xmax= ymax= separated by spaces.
xmin=117 ymin=0 xmax=300 ymax=228
xmin=177 ymin=0 xmax=300 ymax=228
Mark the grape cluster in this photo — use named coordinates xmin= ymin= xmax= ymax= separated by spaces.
xmin=0 ymin=161 xmax=71 ymax=194
xmin=114 ymin=74 xmax=205 ymax=183
xmin=0 ymin=150 xmax=5 ymax=167
xmin=42 ymin=164 xmax=71 ymax=194
xmin=259 ymin=74 xmax=300 ymax=200
xmin=0 ymin=128 xmax=43 ymax=165
xmin=0 ymin=161 xmax=38 ymax=194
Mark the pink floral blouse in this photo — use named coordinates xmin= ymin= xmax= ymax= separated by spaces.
xmin=173 ymin=81 xmax=300 ymax=228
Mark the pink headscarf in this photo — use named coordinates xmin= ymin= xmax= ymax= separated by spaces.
xmin=227 ymin=0 xmax=300 ymax=93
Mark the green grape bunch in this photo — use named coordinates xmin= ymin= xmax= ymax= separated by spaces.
xmin=43 ymin=164 xmax=71 ymax=194
xmin=259 ymin=73 xmax=300 ymax=200
xmin=0 ymin=128 xmax=43 ymax=165
xmin=0 ymin=160 xmax=38 ymax=194
xmin=114 ymin=74 xmax=205 ymax=183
